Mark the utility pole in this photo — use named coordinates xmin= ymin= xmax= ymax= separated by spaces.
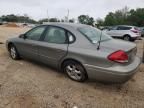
xmin=65 ymin=9 xmax=69 ymax=22
xmin=47 ymin=9 xmax=49 ymax=22
xmin=67 ymin=9 xmax=69 ymax=22
xmin=142 ymin=38 xmax=144 ymax=63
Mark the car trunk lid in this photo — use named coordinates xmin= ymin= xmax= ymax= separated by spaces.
xmin=101 ymin=39 xmax=137 ymax=63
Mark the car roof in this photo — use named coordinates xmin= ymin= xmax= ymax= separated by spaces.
xmin=42 ymin=22 xmax=90 ymax=29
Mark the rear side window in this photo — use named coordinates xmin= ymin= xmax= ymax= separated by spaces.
xmin=67 ymin=32 xmax=75 ymax=43
xmin=117 ymin=26 xmax=132 ymax=30
xmin=110 ymin=26 xmax=117 ymax=30
xmin=44 ymin=26 xmax=67 ymax=44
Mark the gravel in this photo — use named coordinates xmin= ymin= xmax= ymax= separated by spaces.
xmin=0 ymin=26 xmax=144 ymax=108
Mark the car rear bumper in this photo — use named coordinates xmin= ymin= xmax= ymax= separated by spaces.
xmin=84 ymin=57 xmax=141 ymax=83
xmin=131 ymin=36 xmax=141 ymax=40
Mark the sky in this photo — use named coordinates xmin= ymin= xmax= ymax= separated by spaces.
xmin=0 ymin=0 xmax=144 ymax=21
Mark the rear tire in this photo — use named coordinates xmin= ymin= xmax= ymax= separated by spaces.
xmin=123 ymin=35 xmax=131 ymax=41
xmin=9 ymin=44 xmax=20 ymax=60
xmin=63 ymin=61 xmax=88 ymax=82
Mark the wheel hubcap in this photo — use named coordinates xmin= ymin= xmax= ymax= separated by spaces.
xmin=66 ymin=65 xmax=82 ymax=80
xmin=124 ymin=36 xmax=129 ymax=41
xmin=10 ymin=47 xmax=16 ymax=59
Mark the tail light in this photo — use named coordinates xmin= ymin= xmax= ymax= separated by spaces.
xmin=131 ymin=30 xmax=139 ymax=33
xmin=108 ymin=50 xmax=128 ymax=63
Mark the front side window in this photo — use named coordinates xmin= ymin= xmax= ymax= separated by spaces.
xmin=26 ymin=26 xmax=46 ymax=41
xmin=78 ymin=26 xmax=111 ymax=43
xmin=111 ymin=26 xmax=117 ymax=30
xmin=117 ymin=26 xmax=131 ymax=30
xmin=44 ymin=26 xmax=67 ymax=44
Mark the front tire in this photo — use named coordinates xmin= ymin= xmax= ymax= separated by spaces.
xmin=9 ymin=44 xmax=20 ymax=60
xmin=63 ymin=61 xmax=88 ymax=82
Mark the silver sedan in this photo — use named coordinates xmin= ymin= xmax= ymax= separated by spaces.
xmin=6 ymin=23 xmax=141 ymax=83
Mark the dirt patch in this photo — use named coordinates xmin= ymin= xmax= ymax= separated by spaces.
xmin=13 ymin=95 xmax=38 ymax=108
xmin=0 ymin=94 xmax=39 ymax=108
xmin=5 ymin=23 xmax=19 ymax=28
xmin=0 ymin=26 xmax=30 ymax=43
xmin=0 ymin=26 xmax=144 ymax=108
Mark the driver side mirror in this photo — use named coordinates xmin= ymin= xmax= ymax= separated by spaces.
xmin=19 ymin=34 xmax=27 ymax=39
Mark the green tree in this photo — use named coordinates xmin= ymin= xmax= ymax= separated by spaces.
xmin=127 ymin=8 xmax=144 ymax=26
xmin=38 ymin=18 xmax=49 ymax=24
xmin=104 ymin=6 xmax=129 ymax=26
xmin=78 ymin=15 xmax=94 ymax=26
xmin=2 ymin=14 xmax=18 ymax=22
xmin=49 ymin=18 xmax=59 ymax=22
xmin=69 ymin=18 xmax=75 ymax=23
xmin=38 ymin=18 xmax=60 ymax=24
xmin=104 ymin=7 xmax=144 ymax=27
xmin=1 ymin=14 xmax=37 ymax=24
xmin=61 ymin=19 xmax=64 ymax=22
xmin=96 ymin=18 xmax=104 ymax=26
xmin=104 ymin=12 xmax=116 ymax=26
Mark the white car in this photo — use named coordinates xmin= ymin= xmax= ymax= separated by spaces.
xmin=104 ymin=25 xmax=141 ymax=41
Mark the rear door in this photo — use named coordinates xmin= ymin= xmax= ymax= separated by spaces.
xmin=116 ymin=26 xmax=132 ymax=37
xmin=38 ymin=26 xmax=69 ymax=67
xmin=115 ymin=26 xmax=124 ymax=37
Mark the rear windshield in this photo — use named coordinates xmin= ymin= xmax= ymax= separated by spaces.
xmin=134 ymin=27 xmax=139 ymax=30
xmin=78 ymin=26 xmax=111 ymax=43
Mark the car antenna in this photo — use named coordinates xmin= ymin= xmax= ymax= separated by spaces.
xmin=97 ymin=31 xmax=102 ymax=50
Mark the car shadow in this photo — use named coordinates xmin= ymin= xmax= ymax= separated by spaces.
xmin=22 ymin=57 xmax=63 ymax=74
xmin=0 ymin=42 xmax=4 ymax=44
xmin=85 ymin=80 xmax=128 ymax=93
xmin=19 ymin=58 xmax=131 ymax=93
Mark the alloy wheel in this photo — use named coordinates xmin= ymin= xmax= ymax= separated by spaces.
xmin=124 ymin=36 xmax=130 ymax=41
xmin=9 ymin=44 xmax=20 ymax=60
xmin=66 ymin=65 xmax=82 ymax=81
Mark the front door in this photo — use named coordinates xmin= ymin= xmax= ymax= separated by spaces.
xmin=16 ymin=26 xmax=47 ymax=60
xmin=107 ymin=26 xmax=119 ymax=37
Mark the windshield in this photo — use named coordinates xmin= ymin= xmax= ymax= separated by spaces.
xmin=78 ymin=26 xmax=112 ymax=43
